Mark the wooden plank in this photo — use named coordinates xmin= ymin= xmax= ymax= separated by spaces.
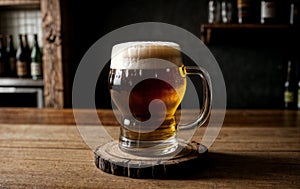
xmin=0 ymin=122 xmax=299 ymax=188
xmin=0 ymin=108 xmax=76 ymax=125
xmin=40 ymin=0 xmax=63 ymax=108
xmin=0 ymin=124 xmax=299 ymax=152
xmin=194 ymin=127 xmax=300 ymax=152
xmin=0 ymin=124 xmax=87 ymax=149
xmin=0 ymin=149 xmax=299 ymax=188
xmin=0 ymin=108 xmax=119 ymax=125
xmin=0 ymin=109 xmax=299 ymax=127
xmin=222 ymin=110 xmax=300 ymax=127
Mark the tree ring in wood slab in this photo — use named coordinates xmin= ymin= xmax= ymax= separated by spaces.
xmin=94 ymin=140 xmax=208 ymax=178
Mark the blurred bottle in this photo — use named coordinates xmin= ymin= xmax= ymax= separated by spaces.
xmin=290 ymin=0 xmax=300 ymax=24
xmin=284 ymin=60 xmax=297 ymax=109
xmin=6 ymin=35 xmax=16 ymax=77
xmin=16 ymin=34 xmax=28 ymax=78
xmin=30 ymin=34 xmax=43 ymax=80
xmin=260 ymin=0 xmax=277 ymax=24
xmin=0 ymin=35 xmax=8 ymax=77
xmin=237 ymin=0 xmax=257 ymax=23
xmin=221 ymin=0 xmax=233 ymax=23
xmin=208 ymin=0 xmax=221 ymax=23
xmin=24 ymin=34 xmax=31 ymax=77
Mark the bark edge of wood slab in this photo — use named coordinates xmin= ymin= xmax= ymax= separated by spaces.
xmin=94 ymin=140 xmax=208 ymax=179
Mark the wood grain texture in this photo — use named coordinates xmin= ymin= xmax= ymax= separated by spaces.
xmin=94 ymin=141 xmax=208 ymax=178
xmin=0 ymin=108 xmax=299 ymax=127
xmin=0 ymin=109 xmax=299 ymax=188
xmin=40 ymin=0 xmax=64 ymax=108
xmin=0 ymin=122 xmax=299 ymax=188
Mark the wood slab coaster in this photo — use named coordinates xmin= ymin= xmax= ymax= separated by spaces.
xmin=94 ymin=140 xmax=208 ymax=178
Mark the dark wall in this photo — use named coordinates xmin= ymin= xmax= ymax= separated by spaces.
xmin=61 ymin=0 xmax=297 ymax=109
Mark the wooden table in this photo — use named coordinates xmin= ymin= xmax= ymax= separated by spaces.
xmin=0 ymin=108 xmax=299 ymax=188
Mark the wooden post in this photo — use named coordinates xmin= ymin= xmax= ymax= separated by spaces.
xmin=40 ymin=0 xmax=64 ymax=108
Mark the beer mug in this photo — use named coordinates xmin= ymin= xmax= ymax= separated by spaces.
xmin=109 ymin=41 xmax=212 ymax=156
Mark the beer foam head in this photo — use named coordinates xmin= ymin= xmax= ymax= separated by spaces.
xmin=110 ymin=41 xmax=183 ymax=69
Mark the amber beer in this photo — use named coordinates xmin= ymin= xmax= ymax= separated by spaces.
xmin=110 ymin=67 xmax=186 ymax=139
xmin=109 ymin=41 xmax=212 ymax=156
xmin=109 ymin=42 xmax=186 ymax=154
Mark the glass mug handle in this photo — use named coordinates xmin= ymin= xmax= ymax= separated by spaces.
xmin=180 ymin=66 xmax=212 ymax=130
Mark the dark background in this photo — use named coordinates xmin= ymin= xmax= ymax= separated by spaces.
xmin=60 ymin=0 xmax=299 ymax=109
